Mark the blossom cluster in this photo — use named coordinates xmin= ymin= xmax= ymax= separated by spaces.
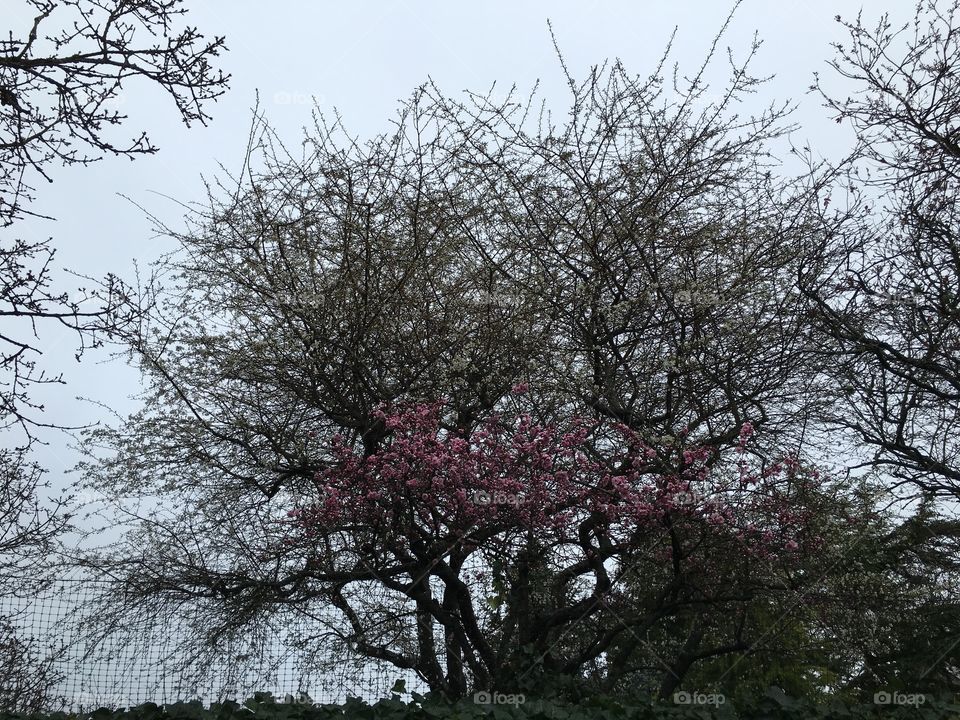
xmin=288 ymin=400 xmax=828 ymax=564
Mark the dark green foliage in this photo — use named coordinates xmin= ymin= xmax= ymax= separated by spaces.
xmin=3 ymin=689 xmax=960 ymax=720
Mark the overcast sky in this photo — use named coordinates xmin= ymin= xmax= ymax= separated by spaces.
xmin=5 ymin=0 xmax=921 ymax=539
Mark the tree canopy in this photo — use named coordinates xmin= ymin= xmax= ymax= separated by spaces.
xmin=66 ymin=0 xmax=960 ymax=706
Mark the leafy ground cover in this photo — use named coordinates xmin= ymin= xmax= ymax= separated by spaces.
xmin=3 ymin=689 xmax=960 ymax=720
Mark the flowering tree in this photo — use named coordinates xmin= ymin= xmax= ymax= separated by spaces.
xmin=66 ymin=4 xmax=960 ymax=703
xmin=282 ymin=395 xmax=853 ymax=699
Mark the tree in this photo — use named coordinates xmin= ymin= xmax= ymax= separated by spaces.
xmin=66 ymin=15 xmax=874 ymax=700
xmin=834 ymin=494 xmax=960 ymax=695
xmin=280 ymin=399 xmax=878 ymax=699
xmin=1 ymin=0 xmax=230 ymax=226
xmin=0 ymin=236 xmax=137 ymax=451
xmin=0 ymin=0 xmax=230 ymax=458
xmin=0 ymin=0 xmax=228 ymax=577
xmin=0 ymin=1 xmax=228 ymax=710
xmin=799 ymin=0 xmax=960 ymax=502
xmin=66 ymin=5 xmax=960 ymax=704
xmin=0 ymin=615 xmax=66 ymax=714
xmin=678 ymin=477 xmax=960 ymax=700
xmin=0 ymin=448 xmax=70 ymax=581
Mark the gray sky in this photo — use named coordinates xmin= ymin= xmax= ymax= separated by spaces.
xmin=5 ymin=0 xmax=916 ymax=536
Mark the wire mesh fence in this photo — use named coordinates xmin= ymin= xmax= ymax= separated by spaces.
xmin=0 ymin=572 xmax=427 ymax=713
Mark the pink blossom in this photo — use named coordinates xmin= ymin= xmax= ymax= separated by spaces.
xmin=291 ymin=393 xmax=835 ymax=582
xmin=737 ymin=420 xmax=754 ymax=451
